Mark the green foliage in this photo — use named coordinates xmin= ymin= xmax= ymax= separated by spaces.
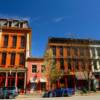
xmin=44 ymin=48 xmax=61 ymax=84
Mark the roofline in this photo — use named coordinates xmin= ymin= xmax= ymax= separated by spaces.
xmin=48 ymin=37 xmax=100 ymax=44
xmin=0 ymin=18 xmax=28 ymax=22
xmin=27 ymin=57 xmax=44 ymax=62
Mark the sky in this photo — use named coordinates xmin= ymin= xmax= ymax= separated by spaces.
xmin=0 ymin=0 xmax=100 ymax=57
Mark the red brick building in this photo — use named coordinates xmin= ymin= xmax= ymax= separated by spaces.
xmin=26 ymin=57 xmax=47 ymax=92
xmin=0 ymin=18 xmax=31 ymax=92
xmin=45 ymin=37 xmax=92 ymax=90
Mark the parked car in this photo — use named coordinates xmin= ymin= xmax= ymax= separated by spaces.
xmin=43 ymin=88 xmax=75 ymax=97
xmin=0 ymin=87 xmax=18 ymax=99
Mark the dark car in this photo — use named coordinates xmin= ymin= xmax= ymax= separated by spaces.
xmin=43 ymin=88 xmax=75 ymax=98
xmin=0 ymin=87 xmax=18 ymax=99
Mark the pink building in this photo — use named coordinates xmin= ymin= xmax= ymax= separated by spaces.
xmin=26 ymin=57 xmax=47 ymax=92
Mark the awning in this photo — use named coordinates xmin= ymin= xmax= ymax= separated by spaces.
xmin=40 ymin=78 xmax=47 ymax=82
xmin=30 ymin=77 xmax=39 ymax=83
xmin=75 ymin=71 xmax=88 ymax=80
xmin=30 ymin=77 xmax=47 ymax=83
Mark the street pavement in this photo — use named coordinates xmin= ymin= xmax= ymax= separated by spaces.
xmin=15 ymin=94 xmax=100 ymax=100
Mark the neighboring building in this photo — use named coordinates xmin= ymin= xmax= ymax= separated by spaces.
xmin=89 ymin=40 xmax=100 ymax=90
xmin=0 ymin=18 xmax=31 ymax=92
xmin=45 ymin=37 xmax=93 ymax=90
xmin=27 ymin=57 xmax=47 ymax=92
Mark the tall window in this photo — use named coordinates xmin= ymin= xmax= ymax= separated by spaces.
xmin=80 ymin=60 xmax=85 ymax=70
xmin=67 ymin=59 xmax=71 ymax=70
xmin=59 ymin=46 xmax=63 ymax=56
xmin=20 ymin=36 xmax=25 ymax=48
xmin=32 ymin=65 xmax=37 ymax=73
xmin=2 ymin=52 xmax=7 ymax=65
xmin=75 ymin=60 xmax=79 ymax=70
xmin=74 ymin=47 xmax=78 ymax=56
xmin=51 ymin=46 xmax=56 ymax=57
xmin=12 ymin=36 xmax=17 ymax=48
xmin=10 ymin=53 xmax=16 ymax=65
xmin=60 ymin=58 xmax=64 ymax=70
xmin=93 ymin=60 xmax=97 ymax=70
xmin=4 ymin=35 xmax=9 ymax=47
xmin=79 ymin=47 xmax=84 ymax=56
xmin=91 ymin=48 xmax=95 ymax=57
xmin=19 ymin=53 xmax=25 ymax=65
xmin=97 ymin=47 xmax=100 ymax=57
xmin=41 ymin=65 xmax=45 ymax=73
xmin=67 ymin=47 xmax=70 ymax=57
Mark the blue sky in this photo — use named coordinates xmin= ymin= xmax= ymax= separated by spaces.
xmin=0 ymin=0 xmax=100 ymax=57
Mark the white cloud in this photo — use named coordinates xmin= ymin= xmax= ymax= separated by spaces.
xmin=53 ymin=17 xmax=64 ymax=23
xmin=0 ymin=14 xmax=31 ymax=21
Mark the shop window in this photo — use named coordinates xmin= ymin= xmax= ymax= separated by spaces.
xmin=41 ymin=82 xmax=46 ymax=91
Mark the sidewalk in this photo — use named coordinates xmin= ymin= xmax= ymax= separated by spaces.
xmin=17 ymin=92 xmax=43 ymax=98
xmin=17 ymin=91 xmax=100 ymax=98
xmin=75 ymin=91 xmax=100 ymax=96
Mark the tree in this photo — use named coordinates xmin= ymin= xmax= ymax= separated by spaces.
xmin=44 ymin=48 xmax=61 ymax=90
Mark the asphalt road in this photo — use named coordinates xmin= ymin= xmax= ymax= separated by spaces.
xmin=15 ymin=94 xmax=100 ymax=100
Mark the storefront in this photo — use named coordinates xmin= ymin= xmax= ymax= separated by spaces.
xmin=0 ymin=69 xmax=27 ymax=92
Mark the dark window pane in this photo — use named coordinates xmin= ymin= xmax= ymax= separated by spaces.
xmin=21 ymin=36 xmax=25 ymax=48
xmin=75 ymin=60 xmax=78 ymax=70
xmin=60 ymin=58 xmax=64 ymax=70
xmin=79 ymin=47 xmax=84 ymax=56
xmin=91 ymin=48 xmax=95 ymax=57
xmin=67 ymin=59 xmax=71 ymax=70
xmin=2 ymin=52 xmax=7 ymax=65
xmin=67 ymin=47 xmax=70 ymax=57
xmin=93 ymin=61 xmax=97 ymax=70
xmin=51 ymin=46 xmax=56 ymax=56
xmin=4 ymin=35 xmax=8 ymax=47
xmin=97 ymin=48 xmax=100 ymax=57
xmin=12 ymin=36 xmax=17 ymax=48
xmin=32 ymin=65 xmax=37 ymax=73
xmin=74 ymin=47 xmax=78 ymax=56
xmin=19 ymin=53 xmax=25 ymax=65
xmin=41 ymin=65 xmax=45 ymax=73
xmin=10 ymin=53 xmax=16 ymax=65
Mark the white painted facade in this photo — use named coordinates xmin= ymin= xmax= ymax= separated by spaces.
xmin=89 ymin=45 xmax=100 ymax=72
xmin=26 ymin=33 xmax=30 ymax=58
